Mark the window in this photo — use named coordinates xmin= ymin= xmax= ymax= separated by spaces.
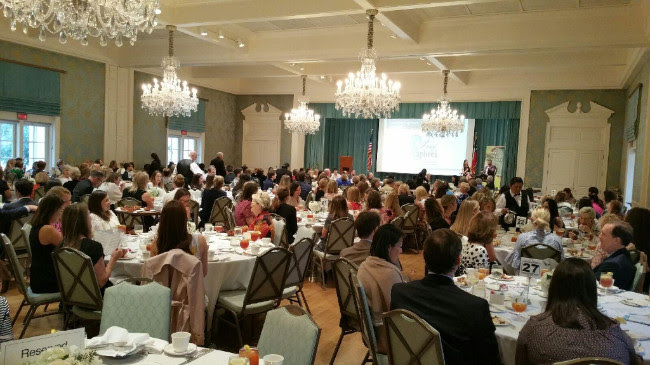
xmin=166 ymin=130 xmax=203 ymax=165
xmin=0 ymin=112 xmax=57 ymax=172
xmin=624 ymin=142 xmax=636 ymax=209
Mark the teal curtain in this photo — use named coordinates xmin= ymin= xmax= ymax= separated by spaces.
xmin=0 ymin=61 xmax=60 ymax=115
xmin=323 ymin=119 xmax=378 ymax=174
xmin=475 ymin=119 xmax=520 ymax=186
xmin=169 ymin=99 xmax=206 ymax=133
xmin=304 ymin=104 xmax=330 ymax=169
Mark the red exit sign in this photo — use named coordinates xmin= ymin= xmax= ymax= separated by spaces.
xmin=17 ymin=112 xmax=27 ymax=120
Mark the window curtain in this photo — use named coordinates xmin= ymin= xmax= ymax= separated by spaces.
xmin=323 ymin=118 xmax=378 ymax=174
xmin=0 ymin=61 xmax=60 ymax=115
xmin=625 ymin=85 xmax=641 ymax=142
xmin=169 ymin=99 xmax=206 ymax=133
xmin=474 ymin=118 xmax=520 ymax=186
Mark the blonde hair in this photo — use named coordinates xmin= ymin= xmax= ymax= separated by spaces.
xmin=384 ymin=192 xmax=402 ymax=217
xmin=46 ymin=186 xmax=71 ymax=200
xmin=129 ymin=171 xmax=149 ymax=192
xmin=251 ymin=191 xmax=271 ymax=211
xmin=327 ymin=179 xmax=338 ymax=194
xmin=451 ymin=200 xmax=479 ymax=236
xmin=398 ymin=183 xmax=410 ymax=195
xmin=578 ymin=207 xmax=596 ymax=220
xmin=414 ymin=186 xmax=428 ymax=201
xmin=69 ymin=167 xmax=81 ymax=179
xmin=530 ymin=207 xmax=550 ymax=230
xmin=34 ymin=171 xmax=49 ymax=184
xmin=346 ymin=186 xmax=361 ymax=203
xmin=459 ymin=182 xmax=470 ymax=193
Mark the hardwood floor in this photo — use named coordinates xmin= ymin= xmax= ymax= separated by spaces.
xmin=3 ymin=250 xmax=426 ymax=365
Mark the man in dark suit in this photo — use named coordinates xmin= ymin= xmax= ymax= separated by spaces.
xmin=209 ymin=152 xmax=227 ymax=177
xmin=72 ymin=170 xmax=104 ymax=202
xmin=2 ymin=179 xmax=35 ymax=209
xmin=275 ymin=163 xmax=291 ymax=184
xmin=391 ymin=229 xmax=501 ymax=365
xmin=594 ymin=222 xmax=636 ymax=291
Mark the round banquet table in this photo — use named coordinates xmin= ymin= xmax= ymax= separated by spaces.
xmin=455 ymin=275 xmax=650 ymax=365
xmin=101 ymin=348 xmax=236 ymax=364
xmin=110 ymin=234 xmax=269 ymax=331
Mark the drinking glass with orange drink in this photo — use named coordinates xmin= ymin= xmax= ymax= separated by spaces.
xmin=239 ymin=346 xmax=259 ymax=365
xmin=250 ymin=231 xmax=260 ymax=242
xmin=240 ymin=226 xmax=248 ymax=233
xmin=215 ymin=225 xmax=224 ymax=233
xmin=477 ymin=267 xmax=489 ymax=280
xmin=512 ymin=294 xmax=528 ymax=315
xmin=600 ymin=272 xmax=614 ymax=293
xmin=240 ymin=239 xmax=250 ymax=250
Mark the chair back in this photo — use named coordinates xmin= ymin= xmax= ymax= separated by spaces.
xmin=9 ymin=214 xmax=32 ymax=257
xmin=401 ymin=204 xmax=419 ymax=232
xmin=350 ymin=272 xmax=380 ymax=365
xmin=391 ymin=216 xmax=405 ymax=230
xmin=52 ymin=247 xmax=103 ymax=311
xmin=285 ymin=238 xmax=314 ymax=289
xmin=243 ymin=247 xmax=292 ymax=311
xmin=5 ymin=172 xmax=16 ymax=186
xmin=116 ymin=197 xmax=141 ymax=207
xmin=115 ymin=198 xmax=143 ymax=227
xmin=633 ymin=251 xmax=647 ymax=293
xmin=100 ymin=281 xmax=171 ymax=341
xmin=164 ymin=182 xmax=174 ymax=192
xmin=2 ymin=234 xmax=29 ymax=296
xmin=79 ymin=194 xmax=90 ymax=205
xmin=553 ymin=358 xmax=624 ymax=365
xmin=383 ymin=309 xmax=445 ymax=365
xmin=33 ymin=186 xmax=45 ymax=203
xmin=209 ymin=197 xmax=234 ymax=228
xmin=271 ymin=215 xmax=289 ymax=248
xmin=332 ymin=258 xmax=359 ymax=326
xmin=257 ymin=305 xmax=321 ymax=365
xmin=521 ymin=243 xmax=562 ymax=263
xmin=325 ymin=217 xmax=355 ymax=255
xmin=304 ymin=191 xmax=314 ymax=207
xmin=189 ymin=199 xmax=200 ymax=225
xmin=21 ymin=223 xmax=33 ymax=260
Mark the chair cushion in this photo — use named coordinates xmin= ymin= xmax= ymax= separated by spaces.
xmin=217 ymin=290 xmax=276 ymax=315
xmin=72 ymin=306 xmax=102 ymax=320
xmin=26 ymin=287 xmax=61 ymax=304
xmin=281 ymin=286 xmax=298 ymax=299
xmin=312 ymin=250 xmax=339 ymax=261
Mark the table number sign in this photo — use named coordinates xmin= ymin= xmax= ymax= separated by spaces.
xmin=519 ymin=257 xmax=550 ymax=279
xmin=0 ymin=328 xmax=85 ymax=365
xmin=515 ymin=216 xmax=527 ymax=229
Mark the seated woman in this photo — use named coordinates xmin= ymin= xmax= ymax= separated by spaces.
xmin=425 ymin=197 xmax=449 ymax=232
xmin=365 ymin=190 xmax=385 ymax=217
xmin=314 ymin=178 xmax=327 ymax=202
xmin=147 ymin=170 xmax=164 ymax=191
xmin=288 ymin=182 xmax=303 ymax=208
xmin=323 ymin=180 xmax=339 ymax=202
xmin=515 ymin=258 xmax=638 ymax=364
xmin=44 ymin=186 xmax=72 ymax=233
xmin=505 ymin=207 xmax=564 ymax=270
xmin=450 ymin=199 xmax=479 ymax=236
xmin=62 ymin=166 xmax=81 ymax=195
xmin=31 ymin=172 xmax=49 ymax=199
xmin=397 ymin=183 xmax=414 ymax=206
xmin=88 ymin=190 xmax=120 ymax=232
xmin=357 ymin=224 xmax=405 ymax=354
xmin=151 ymin=200 xmax=208 ymax=277
xmin=98 ymin=172 xmax=123 ymax=206
xmin=200 ymin=175 xmax=227 ymax=226
xmin=121 ymin=171 xmax=154 ymax=208
xmin=29 ymin=195 xmax=65 ymax=294
xmin=232 ymin=173 xmax=252 ymax=197
xmin=270 ymin=188 xmax=297 ymax=244
xmin=479 ymin=196 xmax=496 ymax=213
xmin=58 ymin=164 xmax=71 ymax=185
xmin=369 ymin=178 xmax=381 ymax=191
xmin=173 ymin=188 xmax=193 ymax=221
xmin=189 ymin=173 xmax=204 ymax=201
xmin=461 ymin=211 xmax=497 ymax=271
xmin=318 ymin=196 xmax=354 ymax=250
xmin=542 ymin=197 xmax=564 ymax=233
xmin=382 ymin=192 xmax=402 ymax=225
xmin=572 ymin=207 xmax=601 ymax=239
xmin=249 ymin=191 xmax=275 ymax=239
xmin=234 ymin=181 xmax=258 ymax=227
xmin=346 ymin=186 xmax=363 ymax=211
xmin=61 ymin=204 xmax=126 ymax=293
xmin=439 ymin=194 xmax=457 ymax=226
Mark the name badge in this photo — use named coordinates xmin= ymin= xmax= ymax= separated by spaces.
xmin=0 ymin=328 xmax=85 ymax=365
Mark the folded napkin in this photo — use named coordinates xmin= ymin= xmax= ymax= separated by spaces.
xmin=87 ymin=326 xmax=167 ymax=357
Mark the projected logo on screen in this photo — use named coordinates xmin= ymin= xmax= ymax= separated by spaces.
xmin=412 ymin=136 xmax=438 ymax=160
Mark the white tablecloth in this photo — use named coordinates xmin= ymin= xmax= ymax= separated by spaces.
xmin=101 ymin=349 xmax=235 ymax=364
xmin=462 ymin=276 xmax=650 ymax=365
xmin=110 ymin=234 xmax=258 ymax=331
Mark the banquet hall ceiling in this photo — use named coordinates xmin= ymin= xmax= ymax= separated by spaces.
xmin=0 ymin=0 xmax=647 ymax=101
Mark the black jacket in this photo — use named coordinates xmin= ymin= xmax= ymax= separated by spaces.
xmin=593 ymin=248 xmax=636 ymax=291
xmin=210 ymin=157 xmax=227 ymax=177
xmin=274 ymin=203 xmax=298 ymax=244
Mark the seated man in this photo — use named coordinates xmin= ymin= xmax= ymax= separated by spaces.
xmin=391 ymin=229 xmax=500 ymax=365
xmin=340 ymin=211 xmax=380 ymax=266
xmin=593 ymin=222 xmax=636 ymax=291
xmin=2 ymin=178 xmax=35 ymax=209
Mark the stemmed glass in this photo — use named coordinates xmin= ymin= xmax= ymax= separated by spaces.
xmin=600 ymin=272 xmax=614 ymax=294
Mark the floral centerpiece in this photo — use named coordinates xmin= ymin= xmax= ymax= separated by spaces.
xmin=147 ymin=187 xmax=163 ymax=198
xmin=540 ymin=270 xmax=553 ymax=295
xmin=23 ymin=345 xmax=102 ymax=365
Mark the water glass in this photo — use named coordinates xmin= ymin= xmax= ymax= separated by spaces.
xmin=134 ymin=224 xmax=143 ymax=235
xmin=491 ymin=265 xmax=503 ymax=279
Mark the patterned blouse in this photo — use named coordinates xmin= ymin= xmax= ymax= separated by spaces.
xmin=461 ymin=241 xmax=490 ymax=270
xmin=516 ymin=311 xmax=637 ymax=365
xmin=249 ymin=213 xmax=275 ymax=239
xmin=505 ymin=229 xmax=564 ymax=270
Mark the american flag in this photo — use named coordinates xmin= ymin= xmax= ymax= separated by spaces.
xmin=367 ymin=129 xmax=373 ymax=172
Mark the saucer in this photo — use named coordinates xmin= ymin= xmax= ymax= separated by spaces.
xmin=163 ymin=343 xmax=197 ymax=356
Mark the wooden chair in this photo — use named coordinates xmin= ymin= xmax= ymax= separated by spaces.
xmin=33 ymin=186 xmax=45 ymax=203
xmin=329 ymin=258 xmax=360 ymax=365
xmin=312 ymin=217 xmax=355 ymax=290
xmin=383 ymin=309 xmax=445 ymax=365
xmin=214 ymin=247 xmax=292 ymax=347
xmin=209 ymin=197 xmax=234 ymax=229
xmin=281 ymin=238 xmax=314 ymax=313
xmin=189 ymin=199 xmax=200 ymax=225
xmin=521 ymin=243 xmax=562 ymax=263
xmin=350 ymin=272 xmax=387 ymax=365
xmin=2 ymin=234 xmax=61 ymax=338
xmin=553 ymin=358 xmax=624 ymax=365
xmin=52 ymin=247 xmax=103 ymax=329
xmin=401 ymin=204 xmax=420 ymax=252
xmin=115 ymin=197 xmax=143 ymax=228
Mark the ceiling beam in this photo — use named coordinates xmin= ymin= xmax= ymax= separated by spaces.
xmin=425 ymin=56 xmax=468 ymax=84
xmin=353 ymin=0 xmax=420 ymax=43
xmin=370 ymin=0 xmax=511 ymax=12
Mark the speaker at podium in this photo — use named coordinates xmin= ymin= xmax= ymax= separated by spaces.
xmin=339 ymin=156 xmax=353 ymax=174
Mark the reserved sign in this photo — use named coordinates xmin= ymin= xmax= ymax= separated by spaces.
xmin=0 ymin=328 xmax=85 ymax=365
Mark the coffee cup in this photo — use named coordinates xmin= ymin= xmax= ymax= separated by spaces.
xmin=204 ymin=223 xmax=214 ymax=232
xmin=263 ymin=354 xmax=284 ymax=365
xmin=141 ymin=251 xmax=151 ymax=260
xmin=262 ymin=237 xmax=272 ymax=246
xmin=208 ymin=250 xmax=216 ymax=260
xmin=250 ymin=244 xmax=260 ymax=255
xmin=171 ymin=331 xmax=191 ymax=353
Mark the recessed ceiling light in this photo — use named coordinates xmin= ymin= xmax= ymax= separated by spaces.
xmin=299 ymin=67 xmax=304 ymax=71
xmin=426 ymin=62 xmax=431 ymax=66
xmin=218 ymin=30 xmax=225 ymax=39
xmin=290 ymin=63 xmax=295 ymax=67
xmin=419 ymin=57 xmax=425 ymax=61
xmin=320 ymin=75 xmax=326 ymax=79
xmin=200 ymin=28 xmax=208 ymax=36
xmin=154 ymin=8 xmax=161 ymax=15
xmin=237 ymin=39 xmax=245 ymax=48
xmin=390 ymin=34 xmax=397 ymax=38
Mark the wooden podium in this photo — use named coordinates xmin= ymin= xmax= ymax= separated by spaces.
xmin=340 ymin=156 xmax=353 ymax=173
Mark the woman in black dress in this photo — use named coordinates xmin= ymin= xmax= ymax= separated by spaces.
xmin=200 ymin=175 xmax=227 ymax=225
xmin=121 ymin=171 xmax=153 ymax=208
xmin=425 ymin=197 xmax=450 ymax=231
xmin=270 ymin=188 xmax=298 ymax=244
xmin=29 ymin=195 xmax=65 ymax=293
xmin=61 ymin=204 xmax=125 ymax=293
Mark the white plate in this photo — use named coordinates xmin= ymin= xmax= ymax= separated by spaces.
xmin=497 ymin=276 xmax=515 ymax=281
xmin=163 ymin=343 xmax=197 ymax=357
xmin=96 ymin=345 xmax=142 ymax=358
xmin=491 ymin=316 xmax=510 ymax=327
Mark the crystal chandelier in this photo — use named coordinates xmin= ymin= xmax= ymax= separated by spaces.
xmin=141 ymin=25 xmax=198 ymax=118
xmin=285 ymin=76 xmax=321 ymax=135
xmin=422 ymin=70 xmax=465 ymax=137
xmin=0 ymin=0 xmax=160 ymax=46
xmin=335 ymin=9 xmax=401 ymax=119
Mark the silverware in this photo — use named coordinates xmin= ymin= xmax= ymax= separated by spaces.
xmin=178 ymin=348 xmax=213 ymax=365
